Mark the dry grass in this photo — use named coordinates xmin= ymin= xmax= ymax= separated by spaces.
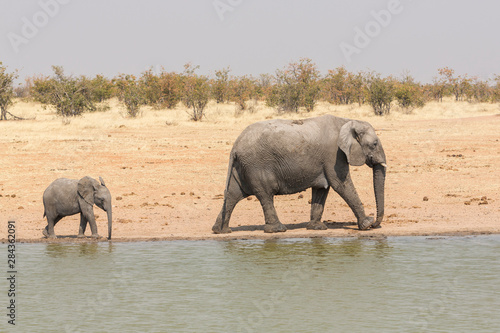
xmin=5 ymin=96 xmax=499 ymax=131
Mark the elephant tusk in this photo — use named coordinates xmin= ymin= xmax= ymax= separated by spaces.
xmin=381 ymin=163 xmax=387 ymax=168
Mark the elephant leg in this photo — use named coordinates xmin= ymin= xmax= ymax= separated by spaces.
xmin=331 ymin=176 xmax=373 ymax=230
xmin=307 ymin=187 xmax=329 ymax=230
xmin=213 ymin=179 xmax=247 ymax=234
xmin=257 ymin=194 xmax=287 ymax=233
xmin=43 ymin=215 xmax=62 ymax=238
xmin=78 ymin=214 xmax=87 ymax=238
xmin=82 ymin=208 xmax=100 ymax=238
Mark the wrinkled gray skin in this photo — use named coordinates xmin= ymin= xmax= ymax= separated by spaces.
xmin=212 ymin=115 xmax=387 ymax=234
xmin=42 ymin=176 xmax=112 ymax=239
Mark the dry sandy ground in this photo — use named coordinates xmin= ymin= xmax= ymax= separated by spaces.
xmin=1 ymin=99 xmax=499 ymax=243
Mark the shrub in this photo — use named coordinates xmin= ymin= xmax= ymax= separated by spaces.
xmin=394 ymin=74 xmax=425 ymax=112
xmin=266 ymin=77 xmax=301 ymax=113
xmin=266 ymin=58 xmax=320 ymax=113
xmin=230 ymin=75 xmax=256 ymax=112
xmin=212 ymin=67 xmax=231 ymax=104
xmin=491 ymin=75 xmax=500 ymax=103
xmin=431 ymin=68 xmax=451 ymax=102
xmin=31 ymin=66 xmax=97 ymax=117
xmin=140 ymin=69 xmax=161 ymax=106
xmin=430 ymin=78 xmax=447 ymax=102
xmin=254 ymin=73 xmax=274 ymax=101
xmin=322 ymin=66 xmax=351 ymax=105
xmin=89 ymin=74 xmax=114 ymax=103
xmin=113 ymin=74 xmax=146 ymax=117
xmin=466 ymin=78 xmax=491 ymax=103
xmin=141 ymin=69 xmax=182 ymax=110
xmin=158 ymin=71 xmax=183 ymax=109
xmin=322 ymin=67 xmax=367 ymax=106
xmin=365 ymin=73 xmax=394 ymax=115
xmin=181 ymin=63 xmax=211 ymax=121
xmin=0 ymin=62 xmax=18 ymax=120
xmin=13 ymin=77 xmax=32 ymax=99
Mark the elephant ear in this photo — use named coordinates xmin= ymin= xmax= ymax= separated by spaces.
xmin=77 ymin=176 xmax=98 ymax=206
xmin=338 ymin=121 xmax=366 ymax=166
xmin=99 ymin=176 xmax=106 ymax=187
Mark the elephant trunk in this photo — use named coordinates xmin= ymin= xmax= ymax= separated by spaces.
xmin=372 ymin=163 xmax=386 ymax=228
xmin=106 ymin=208 xmax=112 ymax=239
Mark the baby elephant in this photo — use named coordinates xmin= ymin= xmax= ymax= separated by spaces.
xmin=42 ymin=176 xmax=112 ymax=239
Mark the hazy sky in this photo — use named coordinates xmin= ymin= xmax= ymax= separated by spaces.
xmin=1 ymin=0 xmax=499 ymax=83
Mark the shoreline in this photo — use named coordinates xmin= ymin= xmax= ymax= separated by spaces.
xmin=5 ymin=229 xmax=499 ymax=244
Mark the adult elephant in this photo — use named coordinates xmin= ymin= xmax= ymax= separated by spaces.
xmin=42 ymin=176 xmax=112 ymax=239
xmin=212 ymin=115 xmax=387 ymax=234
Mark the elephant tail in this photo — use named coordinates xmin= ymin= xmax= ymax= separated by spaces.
xmin=221 ymin=151 xmax=236 ymax=222
xmin=224 ymin=151 xmax=236 ymax=194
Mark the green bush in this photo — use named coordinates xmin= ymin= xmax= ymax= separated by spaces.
xmin=140 ymin=69 xmax=161 ymax=106
xmin=0 ymin=62 xmax=18 ymax=120
xmin=394 ymin=74 xmax=425 ymax=112
xmin=212 ymin=67 xmax=231 ymax=104
xmin=31 ymin=66 xmax=97 ymax=117
xmin=466 ymin=78 xmax=491 ymax=103
xmin=230 ymin=75 xmax=256 ymax=112
xmin=321 ymin=67 xmax=368 ymax=106
xmin=89 ymin=74 xmax=114 ymax=103
xmin=491 ymin=75 xmax=500 ymax=102
xmin=159 ymin=71 xmax=183 ymax=109
xmin=141 ymin=69 xmax=183 ymax=110
xmin=181 ymin=63 xmax=211 ymax=121
xmin=266 ymin=58 xmax=320 ymax=113
xmin=114 ymin=74 xmax=146 ymax=117
xmin=254 ymin=73 xmax=273 ymax=101
xmin=322 ymin=66 xmax=351 ymax=105
xmin=365 ymin=73 xmax=394 ymax=115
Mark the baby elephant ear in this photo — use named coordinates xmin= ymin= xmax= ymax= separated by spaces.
xmin=99 ymin=176 xmax=106 ymax=187
xmin=338 ymin=121 xmax=366 ymax=166
xmin=77 ymin=176 xmax=97 ymax=205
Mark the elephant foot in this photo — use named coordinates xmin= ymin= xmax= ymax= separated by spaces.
xmin=212 ymin=225 xmax=232 ymax=234
xmin=77 ymin=234 xmax=86 ymax=238
xmin=90 ymin=234 xmax=101 ymax=239
xmin=358 ymin=216 xmax=374 ymax=230
xmin=42 ymin=229 xmax=57 ymax=239
xmin=306 ymin=221 xmax=328 ymax=230
xmin=263 ymin=223 xmax=287 ymax=233
xmin=371 ymin=218 xmax=383 ymax=229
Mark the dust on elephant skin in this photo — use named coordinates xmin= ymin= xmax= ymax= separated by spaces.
xmin=212 ymin=115 xmax=386 ymax=234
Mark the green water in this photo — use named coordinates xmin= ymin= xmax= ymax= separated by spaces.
xmin=1 ymin=236 xmax=500 ymax=332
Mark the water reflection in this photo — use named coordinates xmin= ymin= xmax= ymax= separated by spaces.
xmin=44 ymin=241 xmax=115 ymax=258
xmin=222 ymin=236 xmax=392 ymax=259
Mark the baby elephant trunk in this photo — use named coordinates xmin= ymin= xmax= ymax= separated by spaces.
xmin=372 ymin=163 xmax=386 ymax=228
xmin=106 ymin=208 xmax=112 ymax=239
